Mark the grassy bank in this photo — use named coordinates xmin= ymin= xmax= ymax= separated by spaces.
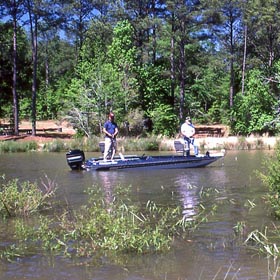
xmin=0 ymin=135 xmax=279 ymax=153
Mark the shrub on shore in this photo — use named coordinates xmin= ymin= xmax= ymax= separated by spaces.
xmin=0 ymin=137 xmax=163 ymax=153
xmin=0 ymin=140 xmax=38 ymax=152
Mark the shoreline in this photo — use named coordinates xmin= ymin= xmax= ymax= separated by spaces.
xmin=1 ymin=119 xmax=279 ymax=151
xmin=1 ymin=135 xmax=279 ymax=151
xmin=197 ymin=135 xmax=279 ymax=150
xmin=163 ymin=136 xmax=279 ymax=151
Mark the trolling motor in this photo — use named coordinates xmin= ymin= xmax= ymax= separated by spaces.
xmin=66 ymin=149 xmax=85 ymax=170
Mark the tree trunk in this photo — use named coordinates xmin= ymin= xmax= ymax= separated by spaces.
xmin=12 ymin=1 xmax=19 ymax=135
xmin=31 ymin=16 xmax=37 ymax=136
xmin=27 ymin=0 xmax=37 ymax=136
xmin=45 ymin=42 xmax=49 ymax=87
xmin=178 ymin=17 xmax=186 ymax=121
xmin=229 ymin=18 xmax=234 ymax=108
xmin=179 ymin=38 xmax=185 ymax=120
xmin=241 ymin=24 xmax=247 ymax=96
xmin=170 ymin=13 xmax=175 ymax=110
xmin=268 ymin=24 xmax=273 ymax=68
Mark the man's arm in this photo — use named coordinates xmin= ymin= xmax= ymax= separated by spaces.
xmin=113 ymin=126 xmax=119 ymax=138
xmin=103 ymin=124 xmax=113 ymax=138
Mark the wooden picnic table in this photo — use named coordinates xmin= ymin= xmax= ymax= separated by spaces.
xmin=0 ymin=123 xmax=14 ymax=135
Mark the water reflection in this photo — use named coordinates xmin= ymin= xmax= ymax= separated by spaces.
xmin=94 ymin=171 xmax=120 ymax=208
xmin=177 ymin=183 xmax=198 ymax=220
xmin=169 ymin=166 xmax=228 ymax=220
xmin=88 ymin=162 xmax=229 ymax=222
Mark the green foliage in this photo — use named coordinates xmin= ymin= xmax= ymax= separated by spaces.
xmin=257 ymin=143 xmax=280 ymax=218
xmin=68 ymin=193 xmax=177 ymax=254
xmin=244 ymin=228 xmax=280 ymax=258
xmin=107 ymin=20 xmax=139 ymax=115
xmin=149 ymin=104 xmax=179 ymax=137
xmin=233 ymin=221 xmax=246 ymax=236
xmin=138 ymin=64 xmax=171 ymax=111
xmin=190 ymin=62 xmax=230 ymax=123
xmin=107 ymin=20 xmax=136 ymax=71
xmin=0 ymin=141 xmax=38 ymax=153
xmin=123 ymin=108 xmax=145 ymax=136
xmin=121 ymin=137 xmax=160 ymax=151
xmin=42 ymin=140 xmax=66 ymax=152
xmin=0 ymin=185 xmax=189 ymax=259
xmin=64 ymin=49 xmax=114 ymax=136
xmin=0 ymin=175 xmax=56 ymax=218
xmin=3 ymin=2 xmax=280 ymax=135
xmin=231 ymin=69 xmax=276 ymax=135
xmin=0 ymin=181 xmax=221 ymax=261
xmin=0 ymin=22 xmax=31 ymax=119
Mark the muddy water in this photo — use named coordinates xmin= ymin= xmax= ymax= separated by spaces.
xmin=0 ymin=150 xmax=279 ymax=279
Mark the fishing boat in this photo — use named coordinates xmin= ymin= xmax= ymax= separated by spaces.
xmin=66 ymin=141 xmax=225 ymax=171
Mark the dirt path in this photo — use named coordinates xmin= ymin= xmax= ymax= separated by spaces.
xmin=0 ymin=120 xmax=75 ymax=142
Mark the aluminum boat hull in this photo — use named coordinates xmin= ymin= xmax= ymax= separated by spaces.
xmin=66 ymin=148 xmax=225 ymax=171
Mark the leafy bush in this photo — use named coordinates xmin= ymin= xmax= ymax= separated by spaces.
xmin=149 ymin=103 xmax=179 ymax=137
xmin=231 ymin=69 xmax=276 ymax=135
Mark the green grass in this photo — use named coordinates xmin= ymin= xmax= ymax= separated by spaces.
xmin=0 ymin=140 xmax=38 ymax=152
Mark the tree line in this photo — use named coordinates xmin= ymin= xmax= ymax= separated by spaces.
xmin=1 ymin=0 xmax=280 ymax=137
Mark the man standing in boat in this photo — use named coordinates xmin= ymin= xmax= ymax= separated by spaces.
xmin=181 ymin=116 xmax=199 ymax=156
xmin=103 ymin=112 xmax=118 ymax=161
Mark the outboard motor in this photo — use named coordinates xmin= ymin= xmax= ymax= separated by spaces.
xmin=66 ymin=149 xmax=85 ymax=170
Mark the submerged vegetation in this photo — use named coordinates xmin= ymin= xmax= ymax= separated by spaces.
xmin=0 ymin=175 xmax=220 ymax=262
xmin=257 ymin=142 xmax=280 ymax=218
xmin=0 ymin=174 xmax=56 ymax=217
xmin=231 ymin=143 xmax=280 ymax=258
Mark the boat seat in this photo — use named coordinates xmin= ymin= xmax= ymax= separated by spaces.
xmin=99 ymin=141 xmax=105 ymax=154
xmin=174 ymin=140 xmax=188 ymax=155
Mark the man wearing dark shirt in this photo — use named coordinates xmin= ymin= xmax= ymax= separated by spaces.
xmin=103 ymin=112 xmax=118 ymax=161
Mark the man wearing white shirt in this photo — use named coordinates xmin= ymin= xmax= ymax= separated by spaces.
xmin=181 ymin=117 xmax=198 ymax=156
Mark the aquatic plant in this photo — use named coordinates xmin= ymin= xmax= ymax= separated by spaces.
xmin=233 ymin=221 xmax=246 ymax=236
xmin=244 ymin=199 xmax=256 ymax=211
xmin=0 ymin=184 xmax=219 ymax=261
xmin=257 ymin=142 xmax=280 ymax=218
xmin=243 ymin=144 xmax=280 ymax=258
xmin=0 ymin=174 xmax=56 ymax=217
xmin=244 ymin=228 xmax=280 ymax=257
